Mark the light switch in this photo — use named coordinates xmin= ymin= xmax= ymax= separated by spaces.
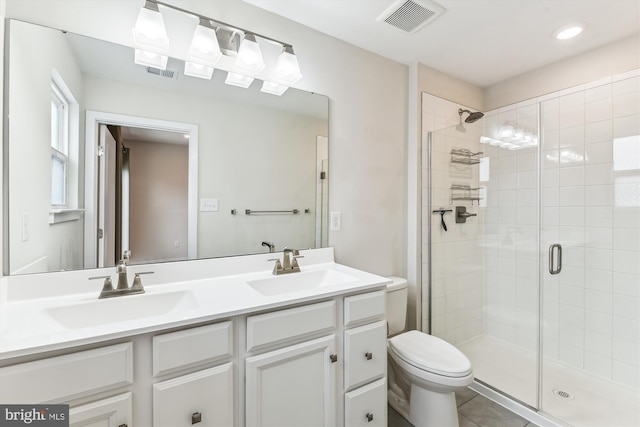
xmin=200 ymin=198 xmax=219 ymax=212
xmin=330 ymin=211 xmax=341 ymax=231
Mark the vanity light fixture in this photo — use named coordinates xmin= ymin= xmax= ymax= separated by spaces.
xmin=225 ymin=72 xmax=255 ymax=88
xmin=271 ymin=45 xmax=303 ymax=86
xmin=132 ymin=0 xmax=169 ymax=69
xmin=184 ymin=17 xmax=222 ymax=79
xmin=233 ymin=33 xmax=266 ymax=77
xmin=132 ymin=1 xmax=302 ymax=93
xmin=261 ymin=81 xmax=288 ymax=96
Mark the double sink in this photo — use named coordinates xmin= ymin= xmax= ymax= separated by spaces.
xmin=45 ymin=267 xmax=359 ymax=330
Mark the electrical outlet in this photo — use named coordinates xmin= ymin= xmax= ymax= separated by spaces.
xmin=200 ymin=198 xmax=219 ymax=212
xmin=330 ymin=211 xmax=341 ymax=231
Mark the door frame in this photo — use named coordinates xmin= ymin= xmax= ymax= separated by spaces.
xmin=84 ymin=111 xmax=198 ymax=268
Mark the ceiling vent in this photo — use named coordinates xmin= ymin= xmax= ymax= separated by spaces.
xmin=377 ymin=0 xmax=445 ymax=34
xmin=146 ymin=67 xmax=178 ymax=80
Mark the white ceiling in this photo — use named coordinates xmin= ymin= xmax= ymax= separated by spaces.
xmin=244 ymin=0 xmax=640 ymax=88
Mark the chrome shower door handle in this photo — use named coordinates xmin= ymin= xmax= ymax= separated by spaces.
xmin=549 ymin=244 xmax=562 ymax=275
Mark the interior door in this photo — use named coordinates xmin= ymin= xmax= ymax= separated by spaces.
xmin=97 ymin=124 xmax=116 ymax=267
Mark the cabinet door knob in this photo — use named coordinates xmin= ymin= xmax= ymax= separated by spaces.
xmin=366 ymin=412 xmax=374 ymax=422
xmin=118 ymin=424 xmax=128 ymax=427
xmin=192 ymin=412 xmax=202 ymax=424
xmin=365 ymin=352 xmax=373 ymax=360
xmin=330 ymin=354 xmax=338 ymax=363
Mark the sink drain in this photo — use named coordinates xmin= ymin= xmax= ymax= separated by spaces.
xmin=553 ymin=389 xmax=574 ymax=400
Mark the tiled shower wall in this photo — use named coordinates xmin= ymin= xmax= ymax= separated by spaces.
xmin=422 ymin=94 xmax=485 ymax=344
xmin=422 ymin=69 xmax=639 ymax=389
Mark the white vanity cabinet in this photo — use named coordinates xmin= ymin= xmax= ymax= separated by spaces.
xmin=342 ymin=290 xmax=388 ymax=426
xmin=152 ymin=321 xmax=235 ymax=427
xmin=0 ymin=280 xmax=388 ymax=427
xmin=69 ymin=392 xmax=132 ymax=427
xmin=244 ymin=301 xmax=338 ymax=427
xmin=0 ymin=343 xmax=134 ymax=426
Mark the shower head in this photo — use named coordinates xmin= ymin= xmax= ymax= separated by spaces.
xmin=458 ymin=108 xmax=484 ymax=123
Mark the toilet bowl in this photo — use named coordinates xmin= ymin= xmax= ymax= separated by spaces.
xmin=386 ymin=277 xmax=473 ymax=427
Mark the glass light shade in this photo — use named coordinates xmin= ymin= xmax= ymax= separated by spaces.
xmin=225 ymin=72 xmax=254 ymax=88
xmin=187 ymin=20 xmax=222 ymax=67
xmin=184 ymin=61 xmax=214 ymax=79
xmin=232 ymin=34 xmax=265 ymax=77
xmin=261 ymin=81 xmax=288 ymax=96
xmin=271 ymin=47 xmax=302 ymax=85
xmin=134 ymin=49 xmax=168 ymax=70
xmin=132 ymin=3 xmax=169 ymax=54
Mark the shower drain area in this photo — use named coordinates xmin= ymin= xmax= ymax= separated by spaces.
xmin=553 ymin=389 xmax=575 ymax=400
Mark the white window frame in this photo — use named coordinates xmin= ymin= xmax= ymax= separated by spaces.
xmin=49 ymin=70 xmax=82 ymax=224
xmin=51 ymin=82 xmax=69 ymax=207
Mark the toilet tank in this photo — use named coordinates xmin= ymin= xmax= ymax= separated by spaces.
xmin=386 ymin=276 xmax=408 ymax=336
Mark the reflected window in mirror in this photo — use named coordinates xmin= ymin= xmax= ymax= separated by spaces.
xmin=50 ymin=70 xmax=80 ymax=209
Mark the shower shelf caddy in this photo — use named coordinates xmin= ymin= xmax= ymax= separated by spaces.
xmin=450 ymin=185 xmax=483 ymax=204
xmin=450 ymin=148 xmax=483 ymax=165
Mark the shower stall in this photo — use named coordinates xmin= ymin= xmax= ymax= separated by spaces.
xmin=423 ymin=72 xmax=639 ymax=426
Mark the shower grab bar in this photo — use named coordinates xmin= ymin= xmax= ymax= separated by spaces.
xmin=549 ymin=244 xmax=562 ymax=275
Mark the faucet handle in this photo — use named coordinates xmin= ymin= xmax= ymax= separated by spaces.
xmin=268 ymin=258 xmax=283 ymax=275
xmin=131 ymin=271 xmax=154 ymax=292
xmin=90 ymin=275 xmax=114 ymax=299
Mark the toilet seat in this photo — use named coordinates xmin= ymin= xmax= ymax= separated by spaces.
xmin=388 ymin=330 xmax=472 ymax=378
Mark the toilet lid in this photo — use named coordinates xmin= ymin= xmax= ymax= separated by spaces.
xmin=389 ymin=330 xmax=472 ymax=377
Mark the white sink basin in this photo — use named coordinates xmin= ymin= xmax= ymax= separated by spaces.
xmin=246 ymin=269 xmax=358 ymax=296
xmin=46 ymin=290 xmax=198 ymax=329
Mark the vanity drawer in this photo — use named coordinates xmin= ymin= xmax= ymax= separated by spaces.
xmin=344 ymin=290 xmax=385 ymax=327
xmin=153 ymin=321 xmax=233 ymax=377
xmin=0 ymin=343 xmax=133 ymax=404
xmin=344 ymin=378 xmax=387 ymax=427
xmin=247 ymin=301 xmax=336 ymax=352
xmin=344 ymin=321 xmax=387 ymax=390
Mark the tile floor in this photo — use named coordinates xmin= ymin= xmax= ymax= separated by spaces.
xmin=388 ymin=387 xmax=540 ymax=427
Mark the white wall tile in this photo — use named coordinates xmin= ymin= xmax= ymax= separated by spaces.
xmin=585 ymin=141 xmax=613 ymax=164
xmin=585 ymin=120 xmax=612 ymax=144
xmin=585 ymin=98 xmax=613 ymax=123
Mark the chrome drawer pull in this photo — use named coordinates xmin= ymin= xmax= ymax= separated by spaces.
xmin=366 ymin=412 xmax=374 ymax=422
xmin=192 ymin=412 xmax=202 ymax=424
xmin=365 ymin=352 xmax=373 ymax=360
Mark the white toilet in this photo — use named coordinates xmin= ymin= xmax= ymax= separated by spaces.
xmin=386 ymin=277 xmax=473 ymax=427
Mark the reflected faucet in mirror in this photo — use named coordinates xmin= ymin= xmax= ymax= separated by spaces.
xmin=261 ymin=241 xmax=275 ymax=253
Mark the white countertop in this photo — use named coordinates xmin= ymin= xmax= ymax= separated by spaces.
xmin=0 ymin=249 xmax=390 ymax=360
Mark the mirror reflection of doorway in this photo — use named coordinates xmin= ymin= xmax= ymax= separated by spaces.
xmin=97 ymin=124 xmax=189 ymax=266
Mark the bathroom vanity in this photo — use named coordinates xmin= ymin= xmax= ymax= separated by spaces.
xmin=0 ymin=248 xmax=389 ymax=426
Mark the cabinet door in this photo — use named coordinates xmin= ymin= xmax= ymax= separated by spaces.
xmin=246 ymin=335 xmax=337 ymax=427
xmin=344 ymin=321 xmax=387 ymax=390
xmin=345 ymin=378 xmax=387 ymax=427
xmin=153 ymin=363 xmax=234 ymax=427
xmin=69 ymin=392 xmax=132 ymax=427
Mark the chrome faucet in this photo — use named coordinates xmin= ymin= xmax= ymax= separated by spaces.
xmin=269 ymin=249 xmax=304 ymax=275
xmin=90 ymin=251 xmax=154 ymax=298
xmin=262 ymin=241 xmax=275 ymax=253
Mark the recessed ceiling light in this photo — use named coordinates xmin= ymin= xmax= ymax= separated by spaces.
xmin=554 ymin=24 xmax=584 ymax=40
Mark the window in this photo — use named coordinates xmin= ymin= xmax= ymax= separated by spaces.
xmin=51 ymin=82 xmax=69 ymax=206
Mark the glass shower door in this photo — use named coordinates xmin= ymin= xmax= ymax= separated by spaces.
xmin=539 ymin=79 xmax=640 ymax=426
xmin=428 ymin=115 xmax=541 ymax=408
